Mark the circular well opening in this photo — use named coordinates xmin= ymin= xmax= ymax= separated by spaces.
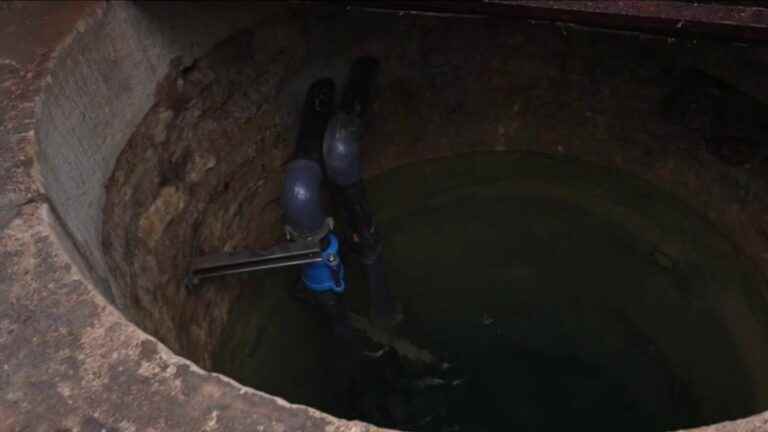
xmin=96 ymin=5 xmax=768 ymax=431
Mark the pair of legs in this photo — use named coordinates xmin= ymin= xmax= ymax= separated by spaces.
xmin=290 ymin=57 xmax=402 ymax=329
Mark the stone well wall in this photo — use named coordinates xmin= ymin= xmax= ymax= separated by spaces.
xmin=0 ymin=2 xmax=381 ymax=431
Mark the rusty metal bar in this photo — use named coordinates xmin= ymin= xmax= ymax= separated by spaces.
xmin=187 ymin=239 xmax=322 ymax=286
xmin=336 ymin=1 xmax=768 ymax=42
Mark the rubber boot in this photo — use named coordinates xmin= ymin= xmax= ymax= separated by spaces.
xmin=339 ymin=56 xmax=379 ymax=117
xmin=336 ymin=182 xmax=403 ymax=329
xmin=364 ymin=254 xmax=403 ymax=329
xmin=296 ymin=78 xmax=335 ymax=161
xmin=314 ymin=290 xmax=355 ymax=340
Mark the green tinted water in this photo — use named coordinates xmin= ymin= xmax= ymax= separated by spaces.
xmin=214 ymin=152 xmax=768 ymax=431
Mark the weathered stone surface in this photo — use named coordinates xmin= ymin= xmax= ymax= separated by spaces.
xmin=139 ymin=185 xmax=188 ymax=248
xmin=33 ymin=0 xmax=294 ymax=305
xmin=683 ymin=413 xmax=768 ymax=432
xmin=0 ymin=2 xmax=384 ymax=431
xmin=102 ymin=25 xmax=301 ymax=367
xmin=0 ymin=202 xmax=378 ymax=431
xmin=0 ymin=1 xmax=82 ymax=213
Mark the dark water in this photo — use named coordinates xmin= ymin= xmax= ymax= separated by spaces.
xmin=214 ymin=152 xmax=768 ymax=431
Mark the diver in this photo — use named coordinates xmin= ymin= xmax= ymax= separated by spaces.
xmin=281 ymin=57 xmax=403 ymax=335
xmin=186 ymin=58 xmax=401 ymax=332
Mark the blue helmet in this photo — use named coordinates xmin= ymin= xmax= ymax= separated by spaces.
xmin=323 ymin=113 xmax=362 ymax=187
xmin=281 ymin=159 xmax=327 ymax=238
xmin=324 ymin=56 xmax=379 ymax=187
